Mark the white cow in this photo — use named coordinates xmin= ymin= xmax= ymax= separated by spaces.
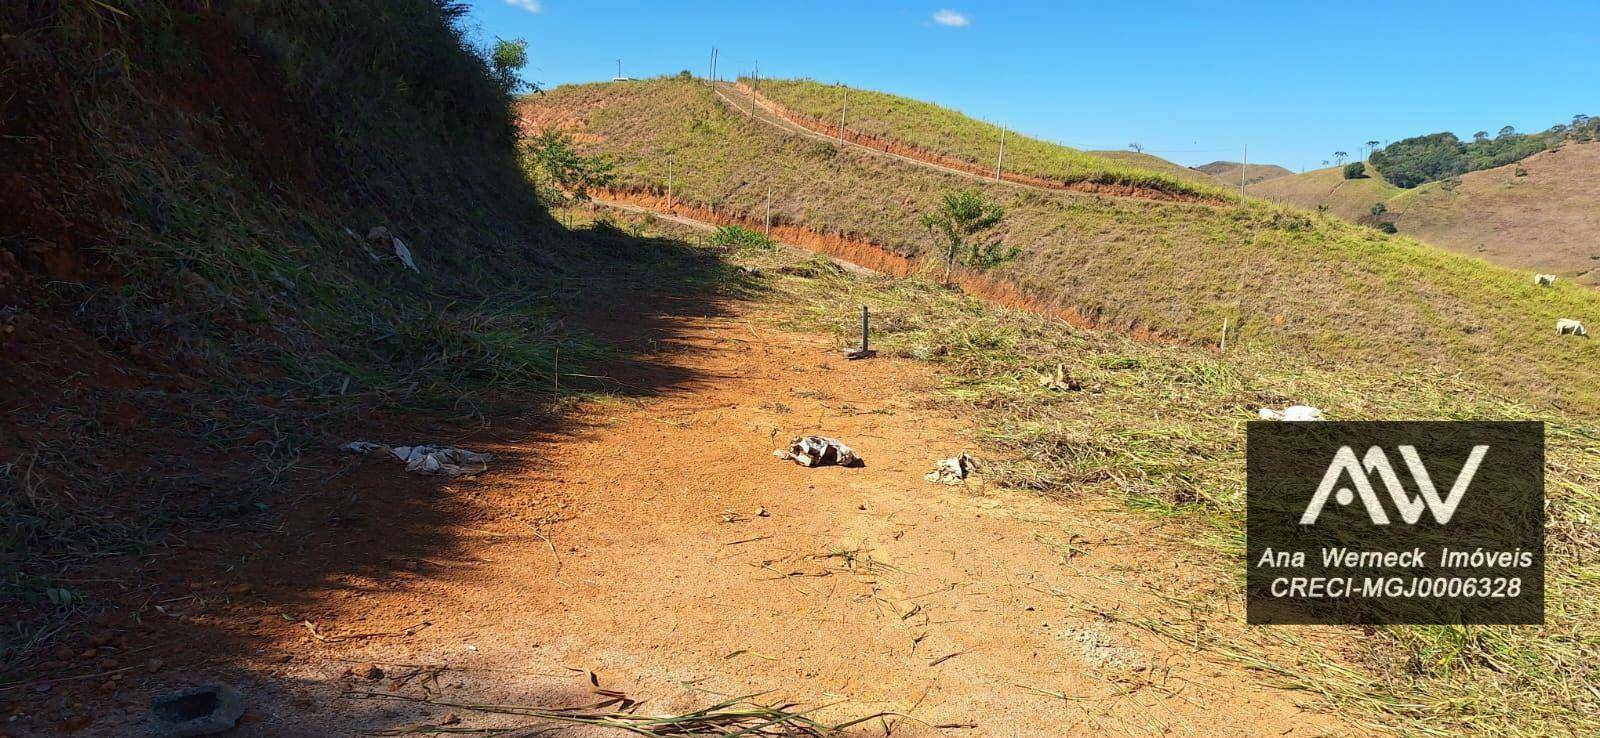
xmin=1535 ymin=274 xmax=1557 ymax=286
xmin=1557 ymin=318 xmax=1589 ymax=337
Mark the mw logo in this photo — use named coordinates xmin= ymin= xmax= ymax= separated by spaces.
xmin=1300 ymin=445 xmax=1489 ymax=525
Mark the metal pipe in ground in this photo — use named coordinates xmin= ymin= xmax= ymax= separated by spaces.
xmin=847 ymin=305 xmax=876 ymax=360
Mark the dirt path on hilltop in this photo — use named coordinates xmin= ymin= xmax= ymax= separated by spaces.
xmin=710 ymin=82 xmax=1218 ymax=205
xmin=96 ymin=300 xmax=1342 ymax=736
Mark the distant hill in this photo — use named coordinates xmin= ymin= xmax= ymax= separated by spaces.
xmin=1391 ymin=143 xmax=1600 ymax=283
xmin=1371 ymin=120 xmax=1599 ymax=189
xmin=1251 ymin=143 xmax=1600 ymax=283
xmin=1194 ymin=160 xmax=1294 ymax=188
xmin=1088 ymin=150 xmax=1219 ymax=186
xmin=1249 ymin=163 xmax=1404 ymax=221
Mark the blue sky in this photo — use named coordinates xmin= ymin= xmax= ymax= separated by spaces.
xmin=461 ymin=1 xmax=1600 ymax=171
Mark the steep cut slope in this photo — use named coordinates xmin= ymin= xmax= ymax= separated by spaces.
xmin=1252 ymin=145 xmax=1600 ymax=281
xmin=528 ymin=77 xmax=1600 ymax=416
xmin=1 ymin=0 xmax=694 ymax=673
xmin=1195 ymin=160 xmax=1294 ymax=188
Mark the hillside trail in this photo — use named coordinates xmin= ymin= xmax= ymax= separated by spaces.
xmin=710 ymin=82 xmax=1038 ymax=197
xmin=135 ymin=290 xmax=1352 ymax=735
xmin=709 ymin=82 xmax=1217 ymax=207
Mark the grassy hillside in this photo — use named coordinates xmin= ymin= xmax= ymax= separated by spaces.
xmin=1250 ymin=163 xmax=1406 ymax=220
xmin=752 ymin=79 xmax=1227 ymax=199
xmin=530 ymin=78 xmax=1600 ymax=416
xmin=1390 ymin=143 xmax=1600 ymax=283
xmin=1195 ymin=160 xmax=1294 ymax=189
xmin=1088 ymin=150 xmax=1219 ymax=186
xmin=1254 ymin=145 xmax=1600 ymax=282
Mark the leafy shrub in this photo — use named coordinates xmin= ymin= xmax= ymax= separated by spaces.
xmin=920 ymin=190 xmax=1012 ymax=278
xmin=522 ymin=129 xmax=615 ymax=205
xmin=706 ymin=225 xmax=775 ymax=251
xmin=1343 ymin=161 xmax=1367 ymax=179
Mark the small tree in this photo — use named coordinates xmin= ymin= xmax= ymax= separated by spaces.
xmin=1128 ymin=142 xmax=1144 ymax=153
xmin=1332 ymin=151 xmax=1349 ymax=165
xmin=490 ymin=38 xmax=531 ymax=94
xmin=523 ymin=129 xmax=615 ymax=207
xmin=920 ymin=190 xmax=1010 ymax=282
xmin=1343 ymin=161 xmax=1367 ymax=179
xmin=1365 ymin=139 xmax=1381 ymax=152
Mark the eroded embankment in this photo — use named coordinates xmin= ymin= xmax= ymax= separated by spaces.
xmin=594 ymin=186 xmax=1178 ymax=342
xmin=726 ymin=83 xmax=1220 ymax=206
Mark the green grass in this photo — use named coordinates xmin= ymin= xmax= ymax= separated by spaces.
xmin=530 ymin=78 xmax=1600 ymax=417
xmin=753 ymin=78 xmax=1229 ymax=199
xmin=1250 ymin=163 xmax=1405 ymax=221
xmin=1087 ymin=149 xmax=1219 ymax=186
xmin=647 ymin=213 xmax=1598 ymax=736
xmin=1252 ymin=144 xmax=1600 ymax=285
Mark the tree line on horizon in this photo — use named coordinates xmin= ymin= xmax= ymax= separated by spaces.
xmin=1365 ymin=114 xmax=1600 ymax=188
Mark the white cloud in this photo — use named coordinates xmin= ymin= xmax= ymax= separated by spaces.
xmin=931 ymin=9 xmax=969 ymax=27
xmin=505 ymin=0 xmax=542 ymax=13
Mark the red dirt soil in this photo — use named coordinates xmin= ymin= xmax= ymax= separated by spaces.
xmin=5 ymin=297 xmax=1356 ymax=736
xmin=725 ymin=83 xmax=1219 ymax=206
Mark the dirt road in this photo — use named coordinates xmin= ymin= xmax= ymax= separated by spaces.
xmin=117 ymin=296 xmax=1343 ymax=736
